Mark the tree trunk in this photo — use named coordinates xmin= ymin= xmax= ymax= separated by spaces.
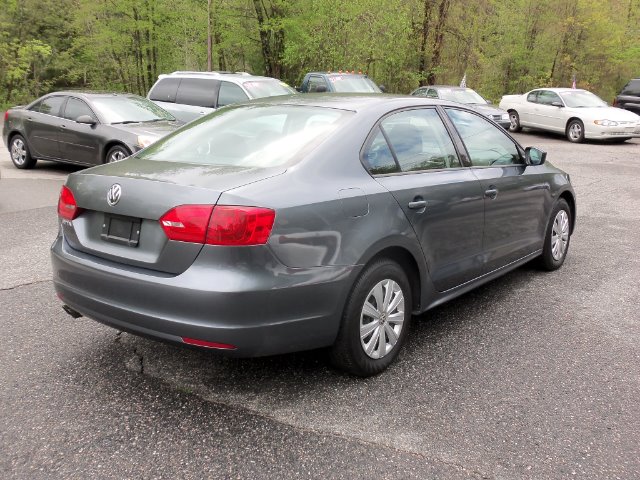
xmin=427 ymin=0 xmax=451 ymax=85
xmin=418 ymin=0 xmax=434 ymax=86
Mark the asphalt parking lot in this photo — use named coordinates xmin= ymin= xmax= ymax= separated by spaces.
xmin=1 ymin=130 xmax=638 ymax=479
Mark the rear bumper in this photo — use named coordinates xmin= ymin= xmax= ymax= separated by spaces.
xmin=51 ymin=235 xmax=358 ymax=357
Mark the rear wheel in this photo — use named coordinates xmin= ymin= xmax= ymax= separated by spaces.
xmin=329 ymin=259 xmax=412 ymax=377
xmin=566 ymin=119 xmax=585 ymax=143
xmin=508 ymin=110 xmax=522 ymax=132
xmin=539 ymin=199 xmax=571 ymax=271
xmin=10 ymin=134 xmax=37 ymax=169
xmin=105 ymin=145 xmax=131 ymax=163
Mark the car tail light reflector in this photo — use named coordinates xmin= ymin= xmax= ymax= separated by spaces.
xmin=3 ymin=111 xmax=8 ymax=122
xmin=182 ymin=337 xmax=236 ymax=350
xmin=206 ymin=206 xmax=275 ymax=246
xmin=159 ymin=205 xmax=214 ymax=243
xmin=58 ymin=185 xmax=82 ymax=221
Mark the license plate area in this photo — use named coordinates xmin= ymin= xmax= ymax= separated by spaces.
xmin=101 ymin=214 xmax=141 ymax=247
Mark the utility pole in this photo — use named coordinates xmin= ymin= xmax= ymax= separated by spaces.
xmin=207 ymin=0 xmax=212 ymax=71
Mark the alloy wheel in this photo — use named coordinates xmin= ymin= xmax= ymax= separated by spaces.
xmin=551 ymin=210 xmax=570 ymax=261
xmin=360 ymin=279 xmax=405 ymax=359
xmin=11 ymin=139 xmax=26 ymax=166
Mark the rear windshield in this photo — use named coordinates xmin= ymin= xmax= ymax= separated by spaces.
xmin=92 ymin=96 xmax=176 ymax=123
xmin=242 ymin=80 xmax=296 ymax=99
xmin=436 ymin=88 xmax=487 ymax=105
xmin=328 ymin=75 xmax=381 ymax=93
xmin=621 ymin=79 xmax=640 ymax=95
xmin=136 ymin=105 xmax=354 ymax=168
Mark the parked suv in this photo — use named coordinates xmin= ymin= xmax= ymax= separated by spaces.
xmin=148 ymin=71 xmax=296 ymax=122
xmin=613 ymin=79 xmax=640 ymax=115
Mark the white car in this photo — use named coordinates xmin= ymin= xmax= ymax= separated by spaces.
xmin=499 ymin=88 xmax=640 ymax=143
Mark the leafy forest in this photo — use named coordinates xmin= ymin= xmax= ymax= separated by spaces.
xmin=1 ymin=0 xmax=639 ymax=109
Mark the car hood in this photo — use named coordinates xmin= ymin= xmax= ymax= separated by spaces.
xmin=567 ymin=107 xmax=640 ymax=122
xmin=470 ymin=104 xmax=508 ymax=116
xmin=109 ymin=120 xmax=184 ymax=138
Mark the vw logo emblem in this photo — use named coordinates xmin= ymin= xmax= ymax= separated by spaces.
xmin=107 ymin=184 xmax=122 ymax=207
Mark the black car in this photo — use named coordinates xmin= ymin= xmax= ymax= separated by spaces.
xmin=411 ymin=85 xmax=511 ymax=129
xmin=3 ymin=92 xmax=183 ymax=169
xmin=613 ymin=79 xmax=640 ymax=115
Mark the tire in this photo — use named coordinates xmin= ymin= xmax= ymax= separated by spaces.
xmin=329 ymin=259 xmax=412 ymax=377
xmin=538 ymin=199 xmax=571 ymax=271
xmin=566 ymin=119 xmax=585 ymax=143
xmin=105 ymin=145 xmax=131 ymax=163
xmin=9 ymin=134 xmax=37 ymax=169
xmin=508 ymin=110 xmax=522 ymax=133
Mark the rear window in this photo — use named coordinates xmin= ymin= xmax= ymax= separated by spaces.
xmin=33 ymin=96 xmax=66 ymax=116
xmin=175 ymin=78 xmax=218 ymax=108
xmin=136 ymin=105 xmax=354 ymax=168
xmin=621 ymin=79 xmax=640 ymax=96
xmin=328 ymin=75 xmax=381 ymax=93
xmin=149 ymin=78 xmax=181 ymax=103
xmin=242 ymin=80 xmax=295 ymax=99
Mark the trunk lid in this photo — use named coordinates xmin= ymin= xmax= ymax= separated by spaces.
xmin=62 ymin=157 xmax=285 ymax=274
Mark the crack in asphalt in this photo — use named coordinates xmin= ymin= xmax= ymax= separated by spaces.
xmin=0 ymin=279 xmax=51 ymax=292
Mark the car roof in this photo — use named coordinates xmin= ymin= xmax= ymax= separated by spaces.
xmin=530 ymin=88 xmax=590 ymax=93
xmin=157 ymin=71 xmax=280 ymax=83
xmin=306 ymin=72 xmax=370 ymax=77
xmin=245 ymin=93 xmax=468 ymax=113
xmin=43 ymin=91 xmax=144 ymax=99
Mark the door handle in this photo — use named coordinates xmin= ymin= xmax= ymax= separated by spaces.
xmin=408 ymin=200 xmax=427 ymax=210
xmin=484 ymin=188 xmax=498 ymax=199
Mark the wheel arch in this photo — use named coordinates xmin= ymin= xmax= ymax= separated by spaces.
xmin=565 ymin=117 xmax=584 ymax=131
xmin=358 ymin=245 xmax=424 ymax=313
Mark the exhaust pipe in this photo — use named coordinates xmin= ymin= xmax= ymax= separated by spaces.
xmin=62 ymin=304 xmax=83 ymax=319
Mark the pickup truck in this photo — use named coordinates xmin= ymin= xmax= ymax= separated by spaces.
xmin=298 ymin=72 xmax=382 ymax=93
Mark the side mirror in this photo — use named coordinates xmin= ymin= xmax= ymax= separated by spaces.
xmin=525 ymin=146 xmax=546 ymax=166
xmin=551 ymin=101 xmax=563 ymax=108
xmin=379 ymin=85 xmax=386 ymax=93
xmin=77 ymin=115 xmax=97 ymax=125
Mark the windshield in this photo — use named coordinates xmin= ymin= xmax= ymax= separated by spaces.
xmin=559 ymin=90 xmax=607 ymax=108
xmin=242 ymin=80 xmax=296 ymax=99
xmin=136 ymin=105 xmax=354 ymax=168
xmin=91 ymin=96 xmax=176 ymax=123
xmin=437 ymin=88 xmax=487 ymax=105
xmin=328 ymin=75 xmax=381 ymax=93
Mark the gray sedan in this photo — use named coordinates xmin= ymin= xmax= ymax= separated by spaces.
xmin=3 ymin=92 xmax=182 ymax=169
xmin=51 ymin=95 xmax=575 ymax=376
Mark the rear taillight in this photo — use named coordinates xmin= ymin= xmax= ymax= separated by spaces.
xmin=3 ymin=111 xmax=8 ymax=122
xmin=206 ymin=206 xmax=275 ymax=246
xmin=57 ymin=186 xmax=82 ymax=220
xmin=159 ymin=205 xmax=275 ymax=246
xmin=159 ymin=205 xmax=214 ymax=243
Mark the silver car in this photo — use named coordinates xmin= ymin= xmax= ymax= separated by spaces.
xmin=148 ymin=71 xmax=296 ymax=122
xmin=52 ymin=95 xmax=575 ymax=376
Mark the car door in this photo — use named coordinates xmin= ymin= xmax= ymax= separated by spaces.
xmin=531 ymin=90 xmax=566 ymax=132
xmin=23 ymin=95 xmax=66 ymax=159
xmin=444 ymin=108 xmax=550 ymax=274
xmin=519 ymin=91 xmax=539 ymax=126
xmin=59 ymin=97 xmax=101 ymax=164
xmin=363 ymin=108 xmax=486 ymax=292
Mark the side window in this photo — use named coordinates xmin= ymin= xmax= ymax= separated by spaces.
xmin=381 ymin=109 xmax=461 ymax=172
xmin=217 ymin=81 xmax=249 ymax=107
xmin=175 ymin=78 xmax=218 ymax=108
xmin=37 ymin=96 xmax=66 ymax=117
xmin=63 ymin=98 xmax=96 ymax=121
xmin=621 ymin=80 xmax=640 ymax=95
xmin=149 ymin=78 xmax=181 ymax=103
xmin=445 ymin=108 xmax=522 ymax=167
xmin=28 ymin=100 xmax=42 ymax=112
xmin=308 ymin=76 xmax=329 ymax=92
xmin=537 ymin=90 xmax=562 ymax=106
xmin=413 ymin=88 xmax=427 ymax=97
xmin=426 ymin=89 xmax=439 ymax=98
xmin=527 ymin=91 xmax=539 ymax=103
xmin=362 ymin=127 xmax=399 ymax=175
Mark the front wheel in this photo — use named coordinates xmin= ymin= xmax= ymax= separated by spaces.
xmin=105 ymin=145 xmax=131 ymax=163
xmin=539 ymin=199 xmax=571 ymax=271
xmin=10 ymin=134 xmax=37 ymax=169
xmin=508 ymin=110 xmax=522 ymax=133
xmin=566 ymin=119 xmax=585 ymax=143
xmin=329 ymin=259 xmax=412 ymax=377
